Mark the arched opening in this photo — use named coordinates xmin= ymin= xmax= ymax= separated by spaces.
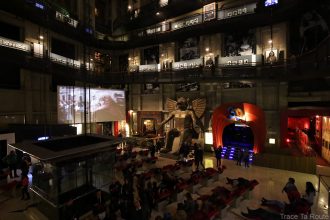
xmin=222 ymin=123 xmax=254 ymax=150
xmin=221 ymin=123 xmax=254 ymax=161
xmin=212 ymin=102 xmax=266 ymax=153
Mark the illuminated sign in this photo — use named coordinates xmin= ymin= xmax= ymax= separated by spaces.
xmin=171 ymin=14 xmax=202 ymax=30
xmin=218 ymin=3 xmax=256 ymax=20
xmin=146 ymin=26 xmax=162 ymax=35
xmin=50 ymin=53 xmax=81 ymax=68
xmin=0 ymin=36 xmax=30 ymax=52
xmin=139 ymin=64 xmax=161 ymax=72
xmin=218 ymin=54 xmax=262 ymax=66
xmin=172 ymin=58 xmax=203 ymax=70
xmin=55 ymin=11 xmax=78 ymax=28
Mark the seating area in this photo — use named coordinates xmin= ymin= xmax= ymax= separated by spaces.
xmin=110 ymin=148 xmax=261 ymax=219
xmin=0 ymin=151 xmax=326 ymax=220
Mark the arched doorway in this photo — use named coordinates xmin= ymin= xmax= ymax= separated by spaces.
xmin=221 ymin=123 xmax=254 ymax=161
xmin=212 ymin=103 xmax=266 ymax=153
xmin=222 ymin=123 xmax=254 ymax=149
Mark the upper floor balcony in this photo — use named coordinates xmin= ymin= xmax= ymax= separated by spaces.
xmin=0 ymin=34 xmax=329 ymax=89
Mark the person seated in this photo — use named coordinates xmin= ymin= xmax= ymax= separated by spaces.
xmin=282 ymin=177 xmax=300 ymax=204
xmin=184 ymin=192 xmax=196 ymax=216
xmin=161 ymin=172 xmax=178 ymax=190
xmin=301 ymin=181 xmax=316 ymax=206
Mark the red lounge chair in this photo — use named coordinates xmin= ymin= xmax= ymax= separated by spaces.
xmin=204 ymin=168 xmax=218 ymax=178
xmin=0 ymin=180 xmax=18 ymax=191
xmin=162 ymin=165 xmax=174 ymax=172
xmin=176 ymin=181 xmax=191 ymax=192
xmin=156 ymin=189 xmax=173 ymax=202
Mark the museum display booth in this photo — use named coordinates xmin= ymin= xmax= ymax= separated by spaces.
xmin=9 ymin=135 xmax=119 ymax=220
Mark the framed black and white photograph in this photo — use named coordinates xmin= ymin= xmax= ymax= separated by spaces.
xmin=265 ymin=49 xmax=278 ymax=64
xmin=227 ymin=61 xmax=232 ymax=65
xmin=232 ymin=60 xmax=238 ymax=65
xmin=244 ymin=59 xmax=249 ymax=64
xmin=203 ymin=3 xmax=216 ymax=21
xmin=238 ymin=59 xmax=243 ymax=65
xmin=143 ymin=83 xmax=160 ymax=94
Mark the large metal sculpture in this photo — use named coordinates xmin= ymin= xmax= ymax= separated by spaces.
xmin=158 ymin=97 xmax=206 ymax=153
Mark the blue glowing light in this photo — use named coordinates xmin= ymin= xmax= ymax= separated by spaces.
xmin=35 ymin=2 xmax=44 ymax=9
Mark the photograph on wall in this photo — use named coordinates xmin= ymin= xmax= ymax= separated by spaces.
xmin=223 ymin=30 xmax=256 ymax=57
xmin=205 ymin=54 xmax=215 ymax=66
xmin=265 ymin=49 xmax=278 ymax=63
xmin=143 ymin=46 xmax=159 ymax=65
xmin=175 ymin=82 xmax=200 ymax=92
xmin=203 ymin=3 xmax=216 ymax=21
xmin=142 ymin=119 xmax=156 ymax=135
xmin=179 ymin=37 xmax=200 ymax=61
xmin=143 ymin=83 xmax=160 ymax=94
xmin=289 ymin=3 xmax=330 ymax=55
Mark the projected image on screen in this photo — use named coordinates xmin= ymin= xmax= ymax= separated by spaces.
xmin=58 ymin=86 xmax=125 ymax=124
xmin=265 ymin=0 xmax=278 ymax=7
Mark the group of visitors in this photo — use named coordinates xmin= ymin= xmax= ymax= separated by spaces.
xmin=214 ymin=146 xmax=250 ymax=168
xmin=1 ymin=150 xmax=31 ymax=200
xmin=242 ymin=177 xmax=316 ymax=219
xmin=236 ymin=148 xmax=250 ymax=168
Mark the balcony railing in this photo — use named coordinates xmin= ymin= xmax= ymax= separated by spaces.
xmin=0 ymin=33 xmax=329 ymax=87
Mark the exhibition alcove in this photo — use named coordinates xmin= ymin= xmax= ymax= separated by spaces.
xmin=212 ymin=102 xmax=266 ymax=153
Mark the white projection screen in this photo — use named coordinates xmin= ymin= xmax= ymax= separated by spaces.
xmin=57 ymin=86 xmax=126 ymax=123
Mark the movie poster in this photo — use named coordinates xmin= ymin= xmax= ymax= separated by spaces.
xmin=143 ymin=46 xmax=159 ymax=64
xmin=179 ymin=37 xmax=200 ymax=61
xmin=223 ymin=30 xmax=256 ymax=57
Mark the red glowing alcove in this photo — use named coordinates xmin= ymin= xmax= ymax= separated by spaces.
xmin=212 ymin=103 xmax=266 ymax=153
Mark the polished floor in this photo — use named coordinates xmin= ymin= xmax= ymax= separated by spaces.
xmin=0 ymin=153 xmax=329 ymax=220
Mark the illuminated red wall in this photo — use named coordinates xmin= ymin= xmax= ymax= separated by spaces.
xmin=281 ymin=109 xmax=330 ymax=148
xmin=212 ymin=103 xmax=266 ymax=153
xmin=287 ymin=117 xmax=310 ymax=130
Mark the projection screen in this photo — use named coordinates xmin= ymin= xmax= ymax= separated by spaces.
xmin=57 ymin=86 xmax=126 ymax=123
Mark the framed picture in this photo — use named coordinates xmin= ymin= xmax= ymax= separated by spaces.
xmin=232 ymin=60 xmax=238 ymax=65
xmin=203 ymin=3 xmax=216 ymax=21
xmin=238 ymin=59 xmax=243 ymax=65
xmin=244 ymin=59 xmax=249 ymax=64
xmin=227 ymin=61 xmax=232 ymax=65
xmin=142 ymin=118 xmax=156 ymax=135
xmin=265 ymin=49 xmax=278 ymax=63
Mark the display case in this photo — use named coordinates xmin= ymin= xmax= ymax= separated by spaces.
xmin=10 ymin=135 xmax=118 ymax=220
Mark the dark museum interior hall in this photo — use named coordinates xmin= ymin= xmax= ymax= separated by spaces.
xmin=0 ymin=0 xmax=330 ymax=219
